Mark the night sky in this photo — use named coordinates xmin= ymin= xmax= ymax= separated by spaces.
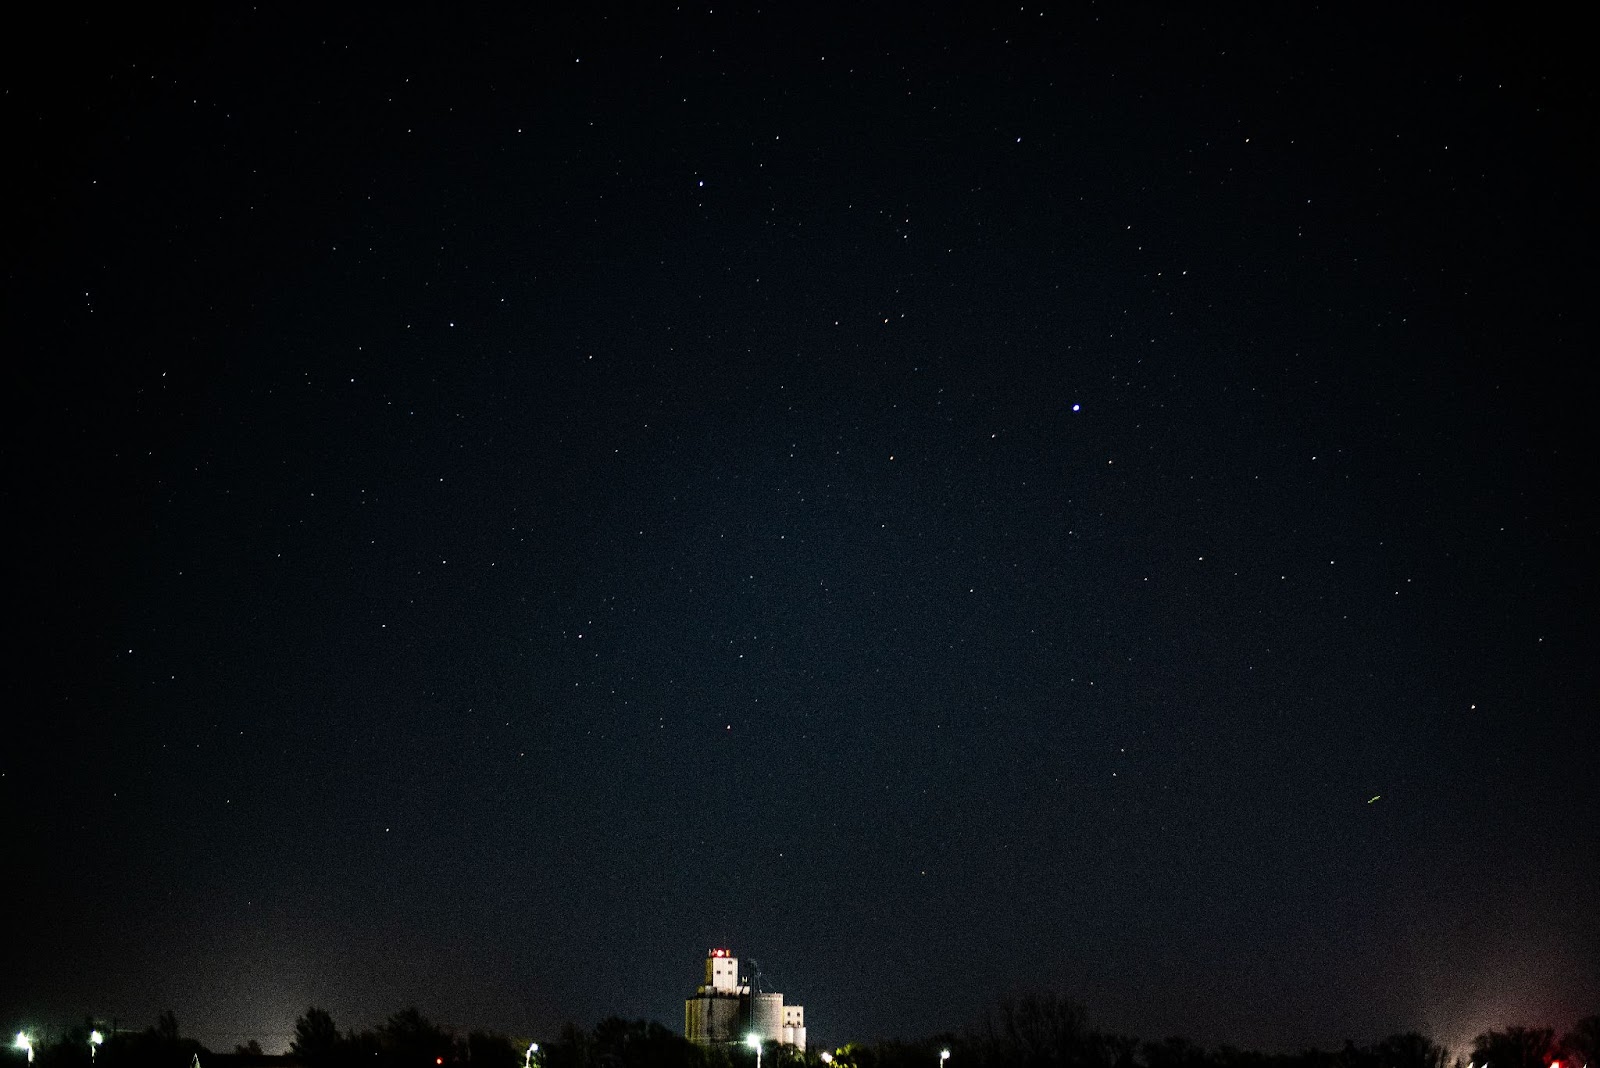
xmin=5 ymin=3 xmax=1596 ymax=1059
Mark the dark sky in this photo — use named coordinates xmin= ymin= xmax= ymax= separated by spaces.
xmin=4 ymin=2 xmax=1595 ymax=1058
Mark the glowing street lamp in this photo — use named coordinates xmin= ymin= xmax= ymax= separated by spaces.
xmin=745 ymin=1034 xmax=763 ymax=1068
xmin=90 ymin=1033 xmax=105 ymax=1063
xmin=13 ymin=1035 xmax=32 ymax=1065
xmin=525 ymin=1045 xmax=539 ymax=1068
xmin=940 ymin=1051 xmax=950 ymax=1068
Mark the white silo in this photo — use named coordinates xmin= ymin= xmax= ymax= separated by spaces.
xmin=749 ymin=993 xmax=784 ymax=1044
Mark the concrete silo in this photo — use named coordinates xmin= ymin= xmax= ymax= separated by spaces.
xmin=748 ymin=993 xmax=784 ymax=1045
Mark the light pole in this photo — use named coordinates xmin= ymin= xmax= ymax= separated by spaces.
xmin=13 ymin=1035 xmax=32 ymax=1065
xmin=745 ymin=1034 xmax=762 ymax=1068
xmin=940 ymin=1050 xmax=950 ymax=1068
xmin=90 ymin=1033 xmax=104 ymax=1064
xmin=525 ymin=1045 xmax=538 ymax=1068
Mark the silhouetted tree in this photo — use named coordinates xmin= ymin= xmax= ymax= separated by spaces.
xmin=1562 ymin=1018 xmax=1600 ymax=1068
xmin=465 ymin=1033 xmax=519 ymax=1068
xmin=1143 ymin=1037 xmax=1212 ymax=1068
xmin=1471 ymin=1029 xmax=1557 ymax=1068
xmin=1332 ymin=1040 xmax=1381 ymax=1068
xmin=592 ymin=1018 xmax=634 ymax=1068
xmin=1374 ymin=1033 xmax=1450 ymax=1068
xmin=1198 ymin=1044 xmax=1274 ymax=1068
xmin=763 ymin=1043 xmax=815 ymax=1068
xmin=838 ymin=1039 xmax=937 ymax=1068
xmin=540 ymin=1023 xmax=595 ymax=1068
xmin=586 ymin=1018 xmax=707 ymax=1068
xmin=1102 ymin=1035 xmax=1139 ymax=1068
xmin=377 ymin=1010 xmax=454 ymax=1068
xmin=700 ymin=1044 xmax=736 ymax=1068
xmin=345 ymin=1028 xmax=385 ymax=1067
xmin=38 ymin=1025 xmax=97 ymax=1068
xmin=293 ymin=1010 xmax=343 ymax=1068
xmin=108 ymin=1012 xmax=206 ymax=1068
xmin=830 ymin=1044 xmax=876 ymax=1068
xmin=974 ymin=995 xmax=1113 ymax=1068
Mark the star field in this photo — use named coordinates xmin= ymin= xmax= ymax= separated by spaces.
xmin=3 ymin=2 xmax=1595 ymax=1059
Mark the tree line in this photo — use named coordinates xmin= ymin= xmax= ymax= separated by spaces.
xmin=833 ymin=997 xmax=1600 ymax=1068
xmin=14 ymin=999 xmax=1598 ymax=1068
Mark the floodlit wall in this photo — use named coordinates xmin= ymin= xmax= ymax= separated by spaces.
xmin=781 ymin=1006 xmax=805 ymax=1051
xmin=749 ymin=993 xmax=784 ymax=1044
xmin=685 ymin=995 xmax=743 ymax=1045
xmin=705 ymin=953 xmax=741 ymax=992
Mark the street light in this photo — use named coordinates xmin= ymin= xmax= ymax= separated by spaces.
xmin=745 ymin=1034 xmax=762 ymax=1068
xmin=90 ymin=1033 xmax=105 ymax=1064
xmin=13 ymin=1035 xmax=32 ymax=1065
xmin=940 ymin=1051 xmax=950 ymax=1068
xmin=525 ymin=1045 xmax=539 ymax=1068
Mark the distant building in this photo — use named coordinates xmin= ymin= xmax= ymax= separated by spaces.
xmin=781 ymin=1006 xmax=805 ymax=1049
xmin=684 ymin=948 xmax=806 ymax=1052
